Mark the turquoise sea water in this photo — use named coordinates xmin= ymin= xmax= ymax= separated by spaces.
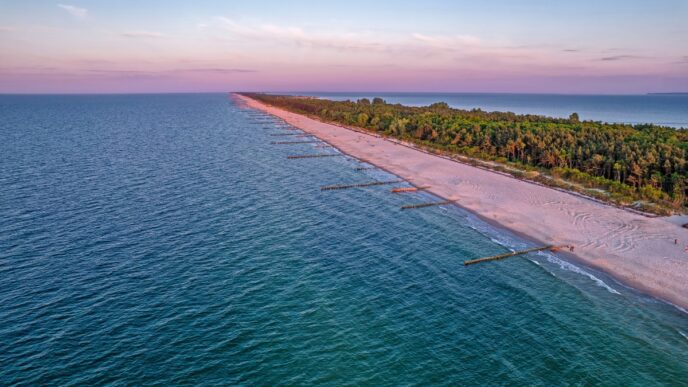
xmin=296 ymin=92 xmax=688 ymax=128
xmin=1 ymin=94 xmax=687 ymax=385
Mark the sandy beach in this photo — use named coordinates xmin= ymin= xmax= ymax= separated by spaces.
xmin=237 ymin=94 xmax=688 ymax=310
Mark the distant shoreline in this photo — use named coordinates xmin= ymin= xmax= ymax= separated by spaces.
xmin=278 ymin=92 xmax=688 ymax=129
xmin=236 ymin=93 xmax=688 ymax=311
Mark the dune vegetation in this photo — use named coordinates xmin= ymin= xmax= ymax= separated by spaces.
xmin=244 ymin=93 xmax=688 ymax=215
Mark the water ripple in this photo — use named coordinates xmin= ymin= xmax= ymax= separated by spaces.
xmin=0 ymin=94 xmax=686 ymax=385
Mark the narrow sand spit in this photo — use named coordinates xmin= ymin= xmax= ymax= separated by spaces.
xmin=236 ymin=94 xmax=688 ymax=310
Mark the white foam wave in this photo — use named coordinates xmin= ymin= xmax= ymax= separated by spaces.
xmin=542 ymin=253 xmax=621 ymax=295
xmin=668 ymin=303 xmax=688 ymax=315
xmin=679 ymin=330 xmax=688 ymax=341
xmin=527 ymin=258 xmax=558 ymax=277
xmin=443 ymin=202 xmax=620 ymax=295
xmin=489 ymin=237 xmax=504 ymax=246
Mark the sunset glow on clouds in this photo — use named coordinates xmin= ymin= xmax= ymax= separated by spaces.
xmin=1 ymin=0 xmax=687 ymax=93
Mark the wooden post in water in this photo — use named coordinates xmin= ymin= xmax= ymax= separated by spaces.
xmin=271 ymin=140 xmax=321 ymax=145
xmin=287 ymin=154 xmax=344 ymax=159
xmin=463 ymin=245 xmax=570 ymax=266
xmin=392 ymin=186 xmax=430 ymax=193
xmin=400 ymin=200 xmax=455 ymax=210
xmin=321 ymin=179 xmax=404 ymax=191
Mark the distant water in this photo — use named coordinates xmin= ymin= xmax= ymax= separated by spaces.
xmin=295 ymin=92 xmax=688 ymax=128
xmin=1 ymin=94 xmax=687 ymax=385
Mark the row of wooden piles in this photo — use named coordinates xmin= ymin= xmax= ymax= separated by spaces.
xmin=250 ymin=113 xmax=566 ymax=266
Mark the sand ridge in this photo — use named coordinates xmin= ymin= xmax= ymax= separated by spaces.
xmin=237 ymin=94 xmax=688 ymax=310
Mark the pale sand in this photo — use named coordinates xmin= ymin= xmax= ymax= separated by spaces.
xmin=237 ymin=94 xmax=688 ymax=310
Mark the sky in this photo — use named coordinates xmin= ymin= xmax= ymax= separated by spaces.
xmin=0 ymin=0 xmax=687 ymax=94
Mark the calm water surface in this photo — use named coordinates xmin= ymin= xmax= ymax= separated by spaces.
xmin=1 ymin=94 xmax=687 ymax=385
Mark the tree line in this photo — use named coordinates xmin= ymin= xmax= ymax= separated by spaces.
xmin=244 ymin=93 xmax=688 ymax=211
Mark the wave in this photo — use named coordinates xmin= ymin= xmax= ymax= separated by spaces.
xmin=454 ymin=208 xmax=623 ymax=295
xmin=679 ymin=330 xmax=688 ymax=341
xmin=668 ymin=303 xmax=688 ymax=315
xmin=539 ymin=252 xmax=621 ymax=295
xmin=372 ymin=166 xmax=623 ymax=298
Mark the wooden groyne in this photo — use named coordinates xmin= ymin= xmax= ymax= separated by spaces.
xmin=269 ymin=133 xmax=302 ymax=136
xmin=463 ymin=245 xmax=571 ymax=266
xmin=287 ymin=154 xmax=345 ymax=159
xmin=271 ymin=140 xmax=321 ymax=145
xmin=354 ymin=166 xmax=375 ymax=171
xmin=321 ymin=179 xmax=404 ymax=191
xmin=392 ymin=186 xmax=430 ymax=193
xmin=400 ymin=200 xmax=456 ymax=210
xmin=314 ymin=145 xmax=332 ymax=148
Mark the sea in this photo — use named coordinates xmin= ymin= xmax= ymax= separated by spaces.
xmin=1 ymin=93 xmax=687 ymax=385
xmin=296 ymin=92 xmax=688 ymax=128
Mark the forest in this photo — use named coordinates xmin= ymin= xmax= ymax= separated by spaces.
xmin=243 ymin=93 xmax=688 ymax=213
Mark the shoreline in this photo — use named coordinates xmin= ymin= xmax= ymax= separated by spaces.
xmin=305 ymin=113 xmax=660 ymax=218
xmin=235 ymin=93 xmax=688 ymax=311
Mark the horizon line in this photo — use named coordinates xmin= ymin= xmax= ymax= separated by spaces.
xmin=1 ymin=90 xmax=684 ymax=96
